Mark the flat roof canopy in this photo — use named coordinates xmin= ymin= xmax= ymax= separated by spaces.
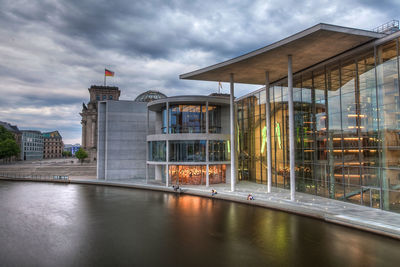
xmin=180 ymin=23 xmax=385 ymax=85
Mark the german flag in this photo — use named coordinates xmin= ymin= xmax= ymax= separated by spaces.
xmin=105 ymin=69 xmax=114 ymax=76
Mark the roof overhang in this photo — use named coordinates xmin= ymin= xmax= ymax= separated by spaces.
xmin=180 ymin=23 xmax=385 ymax=85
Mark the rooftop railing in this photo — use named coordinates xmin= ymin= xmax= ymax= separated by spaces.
xmin=372 ymin=20 xmax=400 ymax=34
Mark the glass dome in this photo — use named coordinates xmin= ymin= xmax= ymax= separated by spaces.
xmin=134 ymin=90 xmax=167 ymax=102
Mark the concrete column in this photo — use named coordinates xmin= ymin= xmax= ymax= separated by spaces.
xmin=91 ymin=121 xmax=96 ymax=147
xmin=86 ymin=118 xmax=92 ymax=148
xmin=146 ymin=109 xmax=149 ymax=184
xmin=82 ymin=121 xmax=86 ymax=148
xmin=288 ymin=55 xmax=295 ymax=201
xmin=166 ymin=102 xmax=170 ymax=187
xmin=166 ymin=140 xmax=169 ymax=187
xmin=206 ymin=140 xmax=209 ymax=187
xmin=206 ymin=100 xmax=210 ymax=187
xmin=265 ymin=72 xmax=272 ymax=193
xmin=230 ymin=73 xmax=236 ymax=192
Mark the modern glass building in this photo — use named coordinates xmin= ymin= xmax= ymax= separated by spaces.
xmin=146 ymin=95 xmax=231 ymax=185
xmin=21 ymin=130 xmax=44 ymax=161
xmin=180 ymin=22 xmax=400 ymax=213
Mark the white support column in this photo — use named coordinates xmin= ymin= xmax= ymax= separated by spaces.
xmin=146 ymin=109 xmax=149 ymax=184
xmin=206 ymin=101 xmax=209 ymax=187
xmin=230 ymin=73 xmax=236 ymax=192
xmin=166 ymin=142 xmax=169 ymax=187
xmin=288 ymin=55 xmax=295 ymax=201
xmin=265 ymin=72 xmax=272 ymax=193
xmin=166 ymin=102 xmax=170 ymax=187
xmin=206 ymin=141 xmax=209 ymax=187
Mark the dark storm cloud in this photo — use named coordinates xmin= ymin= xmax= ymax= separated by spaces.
xmin=0 ymin=0 xmax=398 ymax=143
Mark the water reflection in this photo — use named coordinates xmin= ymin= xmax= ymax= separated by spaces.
xmin=0 ymin=181 xmax=399 ymax=266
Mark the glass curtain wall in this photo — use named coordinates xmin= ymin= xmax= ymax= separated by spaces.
xmin=169 ymin=165 xmax=206 ymax=185
xmin=169 ymin=140 xmax=206 ymax=162
xmin=148 ymin=141 xmax=166 ymax=161
xmin=161 ymin=105 xmax=221 ymax=134
xmin=237 ymin=91 xmax=266 ymax=184
xmin=209 ymin=140 xmax=230 ymax=161
xmin=237 ymin=37 xmax=400 ymax=212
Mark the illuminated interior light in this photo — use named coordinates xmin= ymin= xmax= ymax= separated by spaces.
xmin=261 ymin=126 xmax=266 ymax=153
xmin=275 ymin=122 xmax=282 ymax=149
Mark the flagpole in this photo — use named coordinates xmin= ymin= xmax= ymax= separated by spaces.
xmin=104 ymin=70 xmax=106 ymax=86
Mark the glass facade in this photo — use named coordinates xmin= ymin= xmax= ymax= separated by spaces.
xmin=209 ymin=140 xmax=230 ymax=161
xmin=169 ymin=140 xmax=206 ymax=162
xmin=237 ymin=37 xmax=400 ymax=213
xmin=169 ymin=164 xmax=226 ymax=185
xmin=237 ymin=91 xmax=267 ymax=184
xmin=148 ymin=141 xmax=166 ymax=161
xmin=161 ymin=105 xmax=221 ymax=134
xmin=169 ymin=165 xmax=206 ymax=185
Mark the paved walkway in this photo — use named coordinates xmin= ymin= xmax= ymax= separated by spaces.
xmin=65 ymin=178 xmax=400 ymax=240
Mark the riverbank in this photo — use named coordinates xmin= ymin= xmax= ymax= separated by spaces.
xmin=1 ymin=176 xmax=400 ymax=240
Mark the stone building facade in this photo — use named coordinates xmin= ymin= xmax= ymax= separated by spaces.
xmin=80 ymin=85 xmax=120 ymax=162
xmin=43 ymin=131 xmax=64 ymax=159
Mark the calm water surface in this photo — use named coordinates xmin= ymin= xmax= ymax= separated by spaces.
xmin=0 ymin=181 xmax=399 ymax=267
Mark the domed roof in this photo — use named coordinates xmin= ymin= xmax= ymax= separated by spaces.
xmin=134 ymin=90 xmax=167 ymax=102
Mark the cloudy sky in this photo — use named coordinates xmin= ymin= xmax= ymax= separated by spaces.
xmin=0 ymin=0 xmax=398 ymax=144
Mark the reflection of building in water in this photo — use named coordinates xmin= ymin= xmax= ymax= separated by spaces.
xmin=181 ymin=21 xmax=400 ymax=213
xmin=147 ymin=95 xmax=231 ymax=185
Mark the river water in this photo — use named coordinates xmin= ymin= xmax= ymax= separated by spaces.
xmin=0 ymin=181 xmax=399 ymax=267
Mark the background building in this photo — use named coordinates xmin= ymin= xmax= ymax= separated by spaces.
xmin=0 ymin=121 xmax=22 ymax=161
xmin=64 ymin=144 xmax=81 ymax=156
xmin=97 ymin=90 xmax=165 ymax=180
xmin=21 ymin=130 xmax=43 ymax=161
xmin=42 ymin=131 xmax=64 ymax=159
xmin=81 ymin=85 xmax=121 ymax=162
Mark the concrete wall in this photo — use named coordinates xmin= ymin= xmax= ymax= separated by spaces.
xmin=97 ymin=100 xmax=155 ymax=180
xmin=97 ymin=102 xmax=106 ymax=180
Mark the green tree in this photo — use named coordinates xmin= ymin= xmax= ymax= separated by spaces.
xmin=0 ymin=138 xmax=20 ymax=162
xmin=0 ymin=126 xmax=14 ymax=141
xmin=62 ymin=151 xmax=72 ymax=157
xmin=75 ymin=148 xmax=88 ymax=164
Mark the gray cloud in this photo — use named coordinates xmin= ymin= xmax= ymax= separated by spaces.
xmin=0 ymin=0 xmax=398 ymax=143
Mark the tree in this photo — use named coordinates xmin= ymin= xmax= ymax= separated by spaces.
xmin=0 ymin=126 xmax=14 ymax=141
xmin=0 ymin=126 xmax=20 ymax=163
xmin=62 ymin=151 xmax=72 ymax=157
xmin=75 ymin=148 xmax=88 ymax=164
xmin=0 ymin=138 xmax=20 ymax=162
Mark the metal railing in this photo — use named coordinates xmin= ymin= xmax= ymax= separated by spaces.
xmin=0 ymin=172 xmax=69 ymax=181
xmin=372 ymin=20 xmax=399 ymax=33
